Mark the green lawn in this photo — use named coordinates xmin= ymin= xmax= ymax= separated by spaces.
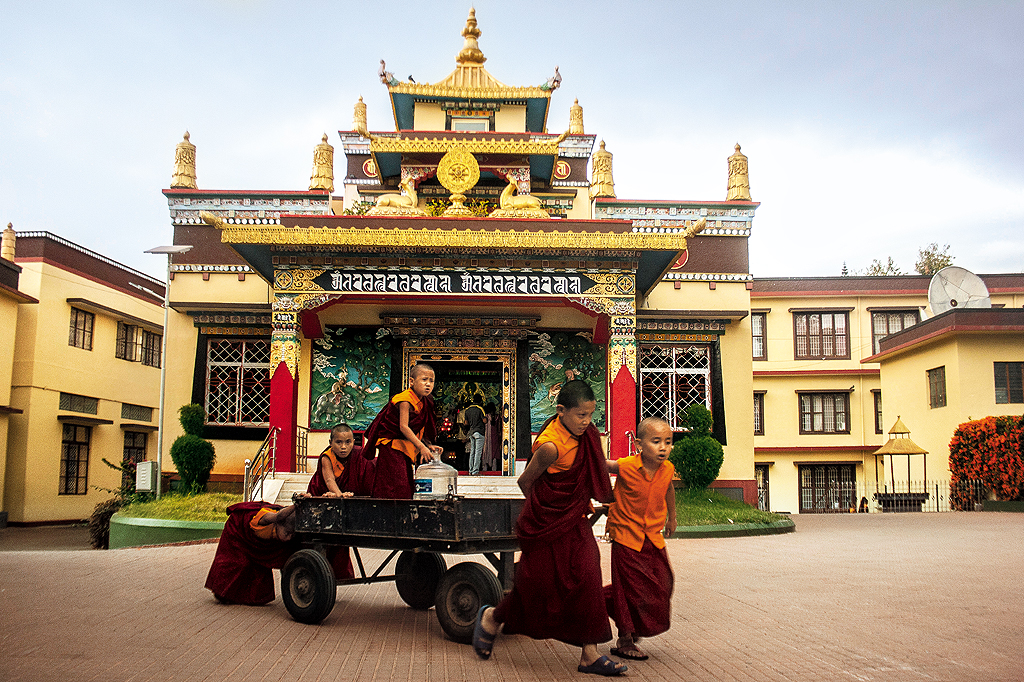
xmin=675 ymin=488 xmax=787 ymax=526
xmin=119 ymin=493 xmax=241 ymax=522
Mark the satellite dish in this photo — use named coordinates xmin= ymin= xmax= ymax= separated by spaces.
xmin=928 ymin=266 xmax=991 ymax=315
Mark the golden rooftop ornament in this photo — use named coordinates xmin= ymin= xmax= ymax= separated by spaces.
xmin=590 ymin=140 xmax=615 ymax=199
xmin=1 ymin=223 xmax=15 ymax=262
xmin=456 ymin=7 xmax=486 ymax=65
xmin=309 ymin=134 xmax=335 ymax=193
xmin=488 ymin=177 xmax=549 ymax=219
xmin=171 ymin=132 xmax=198 ymax=189
xmin=726 ymin=143 xmax=751 ymax=201
xmin=569 ymin=98 xmax=584 ymax=135
xmin=437 ymin=146 xmax=481 ymax=216
xmin=353 ymin=96 xmax=370 ymax=138
xmin=367 ymin=177 xmax=425 ymax=216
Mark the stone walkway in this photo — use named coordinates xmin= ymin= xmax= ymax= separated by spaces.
xmin=1 ymin=513 xmax=1022 ymax=681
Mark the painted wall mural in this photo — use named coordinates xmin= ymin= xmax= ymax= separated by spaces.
xmin=310 ymin=326 xmax=392 ymax=431
xmin=528 ymin=331 xmax=607 ymax=432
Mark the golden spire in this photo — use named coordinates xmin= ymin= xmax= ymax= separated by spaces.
xmin=353 ymin=96 xmax=369 ymax=137
xmin=309 ymin=134 xmax=335 ymax=193
xmin=569 ymin=98 xmax=584 ymax=134
xmin=726 ymin=143 xmax=751 ymax=201
xmin=1 ymin=223 xmax=15 ymax=262
xmin=590 ymin=140 xmax=615 ymax=199
xmin=456 ymin=7 xmax=486 ymax=64
xmin=170 ymin=131 xmax=198 ymax=189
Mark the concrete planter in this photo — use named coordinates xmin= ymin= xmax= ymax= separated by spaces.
xmin=982 ymin=500 xmax=1024 ymax=513
xmin=108 ymin=512 xmax=224 ymax=549
xmin=671 ymin=518 xmax=795 ymax=539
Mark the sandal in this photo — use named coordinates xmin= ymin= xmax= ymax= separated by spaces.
xmin=578 ymin=655 xmax=627 ymax=676
xmin=473 ymin=605 xmax=496 ymax=660
xmin=610 ymin=644 xmax=649 ymax=660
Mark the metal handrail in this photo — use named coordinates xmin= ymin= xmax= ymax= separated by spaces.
xmin=244 ymin=427 xmax=279 ymax=502
xmin=295 ymin=425 xmax=309 ymax=473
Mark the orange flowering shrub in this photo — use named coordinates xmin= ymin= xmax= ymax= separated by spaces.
xmin=948 ymin=415 xmax=1024 ymax=509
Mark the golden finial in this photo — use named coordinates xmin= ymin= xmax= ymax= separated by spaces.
xmin=726 ymin=143 xmax=751 ymax=201
xmin=456 ymin=7 xmax=487 ymax=64
xmin=309 ymin=133 xmax=335 ymax=193
xmin=170 ymin=131 xmax=198 ymax=189
xmin=590 ymin=140 xmax=615 ymax=199
xmin=1 ymin=223 xmax=15 ymax=262
xmin=353 ymin=96 xmax=369 ymax=137
xmin=569 ymin=98 xmax=584 ymax=134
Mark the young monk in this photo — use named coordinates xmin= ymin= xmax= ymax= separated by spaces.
xmin=306 ymin=422 xmax=375 ymax=579
xmin=473 ymin=380 xmax=625 ymax=676
xmin=360 ymin=363 xmax=443 ymax=499
xmin=204 ymin=499 xmax=301 ymax=605
xmin=604 ymin=416 xmax=677 ymax=661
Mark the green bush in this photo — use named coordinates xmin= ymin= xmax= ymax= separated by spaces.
xmin=170 ymin=404 xmax=216 ymax=494
xmin=669 ymin=404 xmax=724 ymax=491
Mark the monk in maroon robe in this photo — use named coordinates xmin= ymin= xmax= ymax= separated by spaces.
xmin=361 ymin=364 xmax=441 ymax=499
xmin=475 ymin=380 xmax=625 ymax=677
xmin=307 ymin=423 xmax=375 ymax=579
xmin=205 ymin=501 xmax=299 ymax=605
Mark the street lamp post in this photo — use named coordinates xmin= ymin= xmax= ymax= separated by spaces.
xmin=145 ymin=245 xmax=192 ymax=498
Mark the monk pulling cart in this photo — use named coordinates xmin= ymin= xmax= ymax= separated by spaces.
xmin=281 ymin=494 xmax=522 ymax=643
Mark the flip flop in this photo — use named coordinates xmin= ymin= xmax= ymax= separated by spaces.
xmin=473 ymin=605 xmax=496 ymax=660
xmin=578 ymin=655 xmax=627 ymax=676
xmin=610 ymin=645 xmax=649 ymax=660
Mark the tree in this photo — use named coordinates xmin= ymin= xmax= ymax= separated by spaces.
xmin=863 ymin=257 xmax=904 ymax=276
xmin=668 ymin=404 xmax=724 ymax=491
xmin=915 ymin=242 xmax=954 ymax=275
xmin=169 ymin=404 xmax=216 ymax=494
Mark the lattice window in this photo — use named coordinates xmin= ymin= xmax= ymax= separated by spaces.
xmin=928 ymin=366 xmax=947 ymax=408
xmin=59 ymin=392 xmax=98 ymax=415
xmin=799 ymin=464 xmax=856 ymax=513
xmin=205 ymin=338 xmax=271 ymax=426
xmin=794 ymin=312 xmax=849 ymax=360
xmin=639 ymin=344 xmax=711 ymax=430
xmin=751 ymin=312 xmax=767 ymax=360
xmin=141 ymin=330 xmax=162 ymax=367
xmin=69 ymin=307 xmax=94 ymax=350
xmin=116 ymin=322 xmax=140 ymax=361
xmin=59 ymin=423 xmax=90 ymax=495
xmin=122 ymin=431 xmax=148 ymax=488
xmin=121 ymin=403 xmax=153 ymax=421
xmin=753 ymin=392 xmax=765 ymax=435
xmin=994 ymin=362 xmax=1024 ymax=404
xmin=872 ymin=310 xmax=918 ymax=354
xmin=799 ymin=392 xmax=849 ymax=433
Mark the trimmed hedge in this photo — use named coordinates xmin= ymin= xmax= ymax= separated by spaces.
xmin=949 ymin=415 xmax=1024 ymax=510
xmin=669 ymin=404 xmax=724 ymax=491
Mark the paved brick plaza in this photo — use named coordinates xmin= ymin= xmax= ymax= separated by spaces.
xmin=1 ymin=513 xmax=1022 ymax=682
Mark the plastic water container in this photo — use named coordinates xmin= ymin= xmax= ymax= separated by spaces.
xmin=414 ymin=454 xmax=458 ymax=499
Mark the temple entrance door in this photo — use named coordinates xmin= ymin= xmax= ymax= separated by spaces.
xmin=404 ymin=347 xmax=516 ymax=475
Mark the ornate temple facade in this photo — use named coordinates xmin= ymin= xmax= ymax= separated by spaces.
xmin=158 ymin=10 xmax=760 ymax=503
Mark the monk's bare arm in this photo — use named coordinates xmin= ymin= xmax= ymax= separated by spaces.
xmin=518 ymin=442 xmax=558 ymax=497
xmin=664 ymin=479 xmax=677 ymax=537
xmin=320 ymin=456 xmax=344 ymax=497
xmin=605 ymin=459 xmax=620 ymax=475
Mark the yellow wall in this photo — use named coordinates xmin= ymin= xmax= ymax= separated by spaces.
xmin=413 ymin=102 xmax=445 ymax=131
xmin=494 ymin=105 xmax=526 ymax=132
xmin=0 ymin=293 xmax=20 ymax=512
xmin=6 ymin=261 xmax=162 ymax=522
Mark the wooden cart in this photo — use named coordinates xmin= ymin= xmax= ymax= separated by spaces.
xmin=282 ymin=495 xmax=522 ymax=643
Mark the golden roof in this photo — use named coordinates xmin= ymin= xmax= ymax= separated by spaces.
xmin=873 ymin=417 xmax=928 ymax=456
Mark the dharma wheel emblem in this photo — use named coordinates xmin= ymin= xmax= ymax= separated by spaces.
xmin=437 ymin=146 xmax=480 ymax=216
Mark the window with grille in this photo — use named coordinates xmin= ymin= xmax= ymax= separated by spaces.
xmin=751 ymin=312 xmax=767 ymax=360
xmin=799 ymin=464 xmax=856 ymax=513
xmin=753 ymin=392 xmax=765 ymax=435
xmin=59 ymin=392 xmax=98 ymax=415
xmin=994 ymin=362 xmax=1023 ymax=404
xmin=798 ymin=392 xmax=850 ymax=433
xmin=638 ymin=344 xmax=711 ymax=430
xmin=141 ymin=330 xmax=162 ymax=367
xmin=69 ymin=307 xmax=94 ymax=350
xmin=928 ymin=366 xmax=947 ymax=408
xmin=122 ymin=431 xmax=148 ymax=489
xmin=121 ymin=403 xmax=153 ymax=421
xmin=873 ymin=391 xmax=883 ymax=434
xmin=205 ymin=338 xmax=271 ymax=426
xmin=871 ymin=310 xmax=919 ymax=354
xmin=793 ymin=311 xmax=849 ymax=360
xmin=115 ymin=322 xmax=139 ymax=361
xmin=60 ymin=423 xmax=90 ymax=495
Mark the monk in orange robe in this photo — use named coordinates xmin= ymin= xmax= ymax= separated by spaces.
xmin=360 ymin=363 xmax=442 ymax=499
xmin=603 ymin=417 xmax=677 ymax=661
xmin=474 ymin=380 xmax=626 ymax=677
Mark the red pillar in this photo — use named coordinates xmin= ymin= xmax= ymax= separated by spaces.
xmin=269 ymin=361 xmax=297 ymax=472
xmin=609 ymin=363 xmax=636 ymax=460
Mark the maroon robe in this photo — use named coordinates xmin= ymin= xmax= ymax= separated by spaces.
xmin=604 ymin=537 xmax=674 ymax=638
xmin=361 ymin=391 xmax=437 ymax=499
xmin=306 ymin=447 xmax=375 ymax=579
xmin=204 ymin=501 xmax=298 ymax=605
xmin=493 ymin=420 xmax=614 ymax=646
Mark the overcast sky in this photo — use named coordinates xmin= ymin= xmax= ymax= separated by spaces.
xmin=2 ymin=0 xmax=1022 ymax=282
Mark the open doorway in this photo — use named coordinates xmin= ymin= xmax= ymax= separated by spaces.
xmin=430 ymin=361 xmax=504 ymax=473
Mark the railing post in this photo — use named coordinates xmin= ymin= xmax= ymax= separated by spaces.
xmin=243 ymin=459 xmax=252 ymax=503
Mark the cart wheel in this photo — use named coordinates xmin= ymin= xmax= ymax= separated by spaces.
xmin=434 ymin=562 xmax=503 ymax=644
xmin=281 ymin=549 xmax=336 ymax=624
xmin=395 ymin=551 xmax=447 ymax=610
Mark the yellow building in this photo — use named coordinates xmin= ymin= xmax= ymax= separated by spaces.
xmin=3 ymin=231 xmax=165 ymax=524
xmin=751 ymin=275 xmax=1024 ymax=513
